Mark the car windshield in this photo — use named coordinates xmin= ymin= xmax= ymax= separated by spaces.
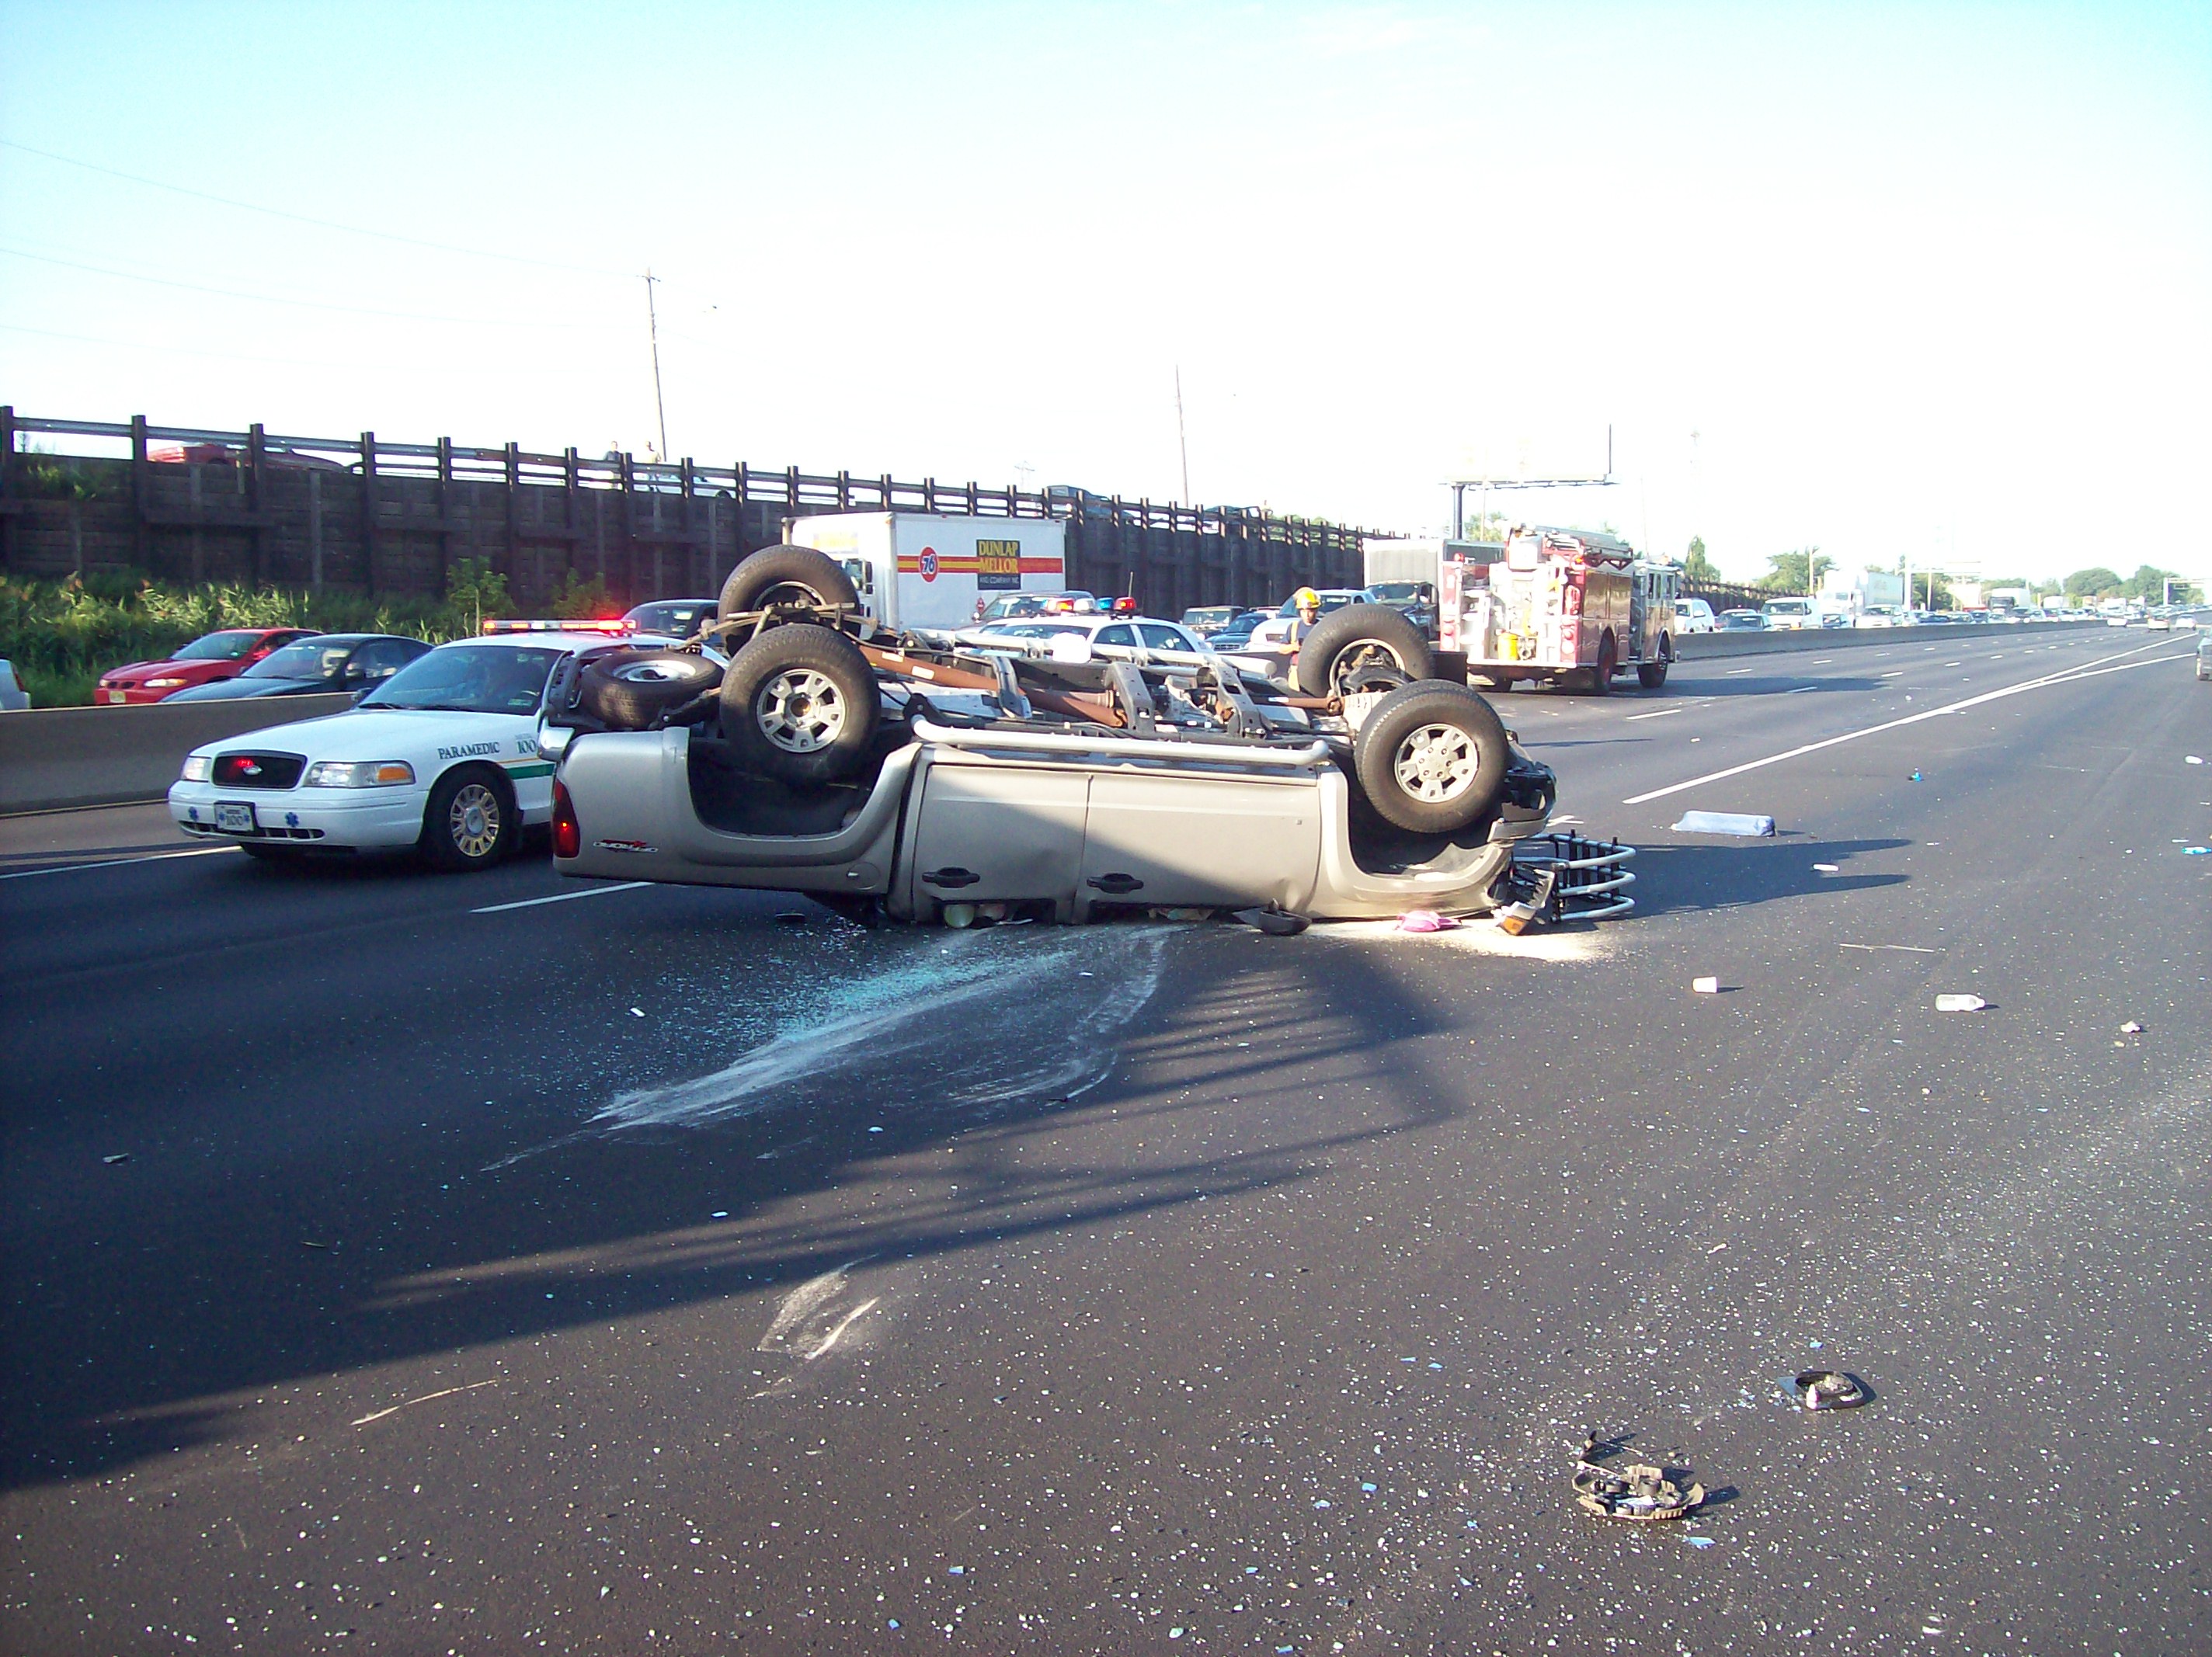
xmin=1369 ymin=582 xmax=1431 ymax=603
xmin=980 ymin=621 xmax=1087 ymax=639
xmin=1273 ymin=592 xmax=1359 ymax=617
xmin=361 ymin=644 xmax=564 ymax=714
xmin=244 ymin=640 xmax=353 ymax=679
xmin=1765 ymin=600 xmax=1810 ymax=614
xmin=626 ymin=601 xmax=713 ymax=638
xmin=173 ymin=630 xmax=270 ymax=662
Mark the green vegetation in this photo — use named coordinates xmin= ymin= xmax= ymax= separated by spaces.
xmin=2062 ymin=564 xmax=2199 ymax=604
xmin=0 ymin=569 xmax=517 ymax=707
xmin=551 ymin=570 xmax=621 ymax=620
xmin=1757 ymin=547 xmax=1831 ymax=594
xmin=1682 ymin=537 xmax=1720 ymax=584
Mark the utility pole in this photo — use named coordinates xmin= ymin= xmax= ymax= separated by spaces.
xmin=643 ymin=270 xmax=670 ymax=465
xmin=1174 ymin=366 xmax=1191 ymax=507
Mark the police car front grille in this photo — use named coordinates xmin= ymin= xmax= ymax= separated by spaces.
xmin=212 ymin=752 xmax=306 ymax=789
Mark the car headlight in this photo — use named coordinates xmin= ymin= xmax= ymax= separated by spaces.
xmin=147 ymin=676 xmax=186 ymax=689
xmin=180 ymin=755 xmax=212 ymax=783
xmin=302 ymin=760 xmax=416 ymax=788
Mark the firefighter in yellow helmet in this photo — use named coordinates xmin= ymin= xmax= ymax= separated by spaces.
xmin=1288 ymin=586 xmax=1323 ymax=652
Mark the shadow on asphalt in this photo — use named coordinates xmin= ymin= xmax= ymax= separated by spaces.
xmin=1623 ymin=838 xmax=1911 ymax=918
xmin=2 ymin=919 xmax=1476 ymax=1490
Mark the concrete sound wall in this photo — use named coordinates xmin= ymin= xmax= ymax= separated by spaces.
xmin=0 ymin=694 xmax=357 ymax=815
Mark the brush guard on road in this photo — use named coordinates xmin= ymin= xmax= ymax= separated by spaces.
xmin=1496 ymin=833 xmax=1637 ymax=922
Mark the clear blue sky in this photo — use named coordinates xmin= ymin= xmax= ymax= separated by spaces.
xmin=3 ymin=1 xmax=2207 ymax=585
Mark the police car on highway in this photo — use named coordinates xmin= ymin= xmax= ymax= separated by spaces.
xmin=169 ymin=626 xmax=668 ymax=870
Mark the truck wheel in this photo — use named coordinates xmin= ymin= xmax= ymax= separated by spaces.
xmin=1588 ymin=631 xmax=1617 ymax=696
xmin=1636 ymin=638 xmax=1671 ymax=690
xmin=718 ymin=545 xmax=860 ymax=620
xmin=1295 ymin=603 xmax=1435 ymax=697
xmin=419 ymin=765 xmax=518 ymax=871
xmin=1352 ymin=680 xmax=1511 ymax=834
xmin=579 ymin=648 xmax=723 ymax=729
xmin=720 ymin=623 xmax=879 ymax=784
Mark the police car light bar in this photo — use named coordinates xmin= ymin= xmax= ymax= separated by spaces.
xmin=482 ymin=618 xmax=635 ymax=635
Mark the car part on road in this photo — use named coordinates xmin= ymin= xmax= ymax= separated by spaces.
xmin=1792 ymin=1370 xmax=1869 ymax=1410
xmin=579 ymin=648 xmax=724 ymax=730
xmin=1671 ymin=809 xmax=1776 ymax=836
xmin=419 ymin=765 xmax=517 ymax=871
xmin=1352 ymin=680 xmax=1511 ymax=833
xmin=1293 ymin=603 xmax=1435 ymax=697
xmin=1233 ymin=903 xmax=1309 ymax=936
xmin=1572 ymin=1436 xmax=1706 ymax=1522
xmin=718 ymin=544 xmax=860 ymax=618
xmin=720 ymin=624 xmax=881 ymax=784
xmin=1497 ymin=833 xmax=1638 ymax=922
xmin=1933 ymin=993 xmax=1987 ymax=1012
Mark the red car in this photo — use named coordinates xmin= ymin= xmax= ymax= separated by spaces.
xmin=97 ymin=628 xmax=322 ymax=704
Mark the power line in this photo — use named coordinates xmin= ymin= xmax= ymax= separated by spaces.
xmin=0 ymin=244 xmax=621 ymax=333
xmin=0 ymin=136 xmax=635 ymax=280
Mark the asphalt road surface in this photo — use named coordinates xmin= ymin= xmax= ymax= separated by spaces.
xmin=5 ymin=627 xmax=2207 ymax=1655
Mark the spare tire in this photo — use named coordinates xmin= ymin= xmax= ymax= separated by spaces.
xmin=1295 ymin=603 xmax=1434 ymax=697
xmin=718 ymin=545 xmax=860 ymax=620
xmin=719 ymin=623 xmax=879 ymax=784
xmin=579 ymin=648 xmax=723 ymax=729
xmin=1351 ymin=679 xmax=1511 ymax=834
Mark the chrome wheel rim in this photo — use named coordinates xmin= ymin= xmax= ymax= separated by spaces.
xmin=449 ymin=783 xmax=501 ymax=858
xmin=1392 ymin=724 xmax=1480 ymax=803
xmin=756 ymin=669 xmax=846 ymax=753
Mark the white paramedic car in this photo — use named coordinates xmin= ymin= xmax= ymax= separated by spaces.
xmin=169 ymin=630 xmax=654 ymax=870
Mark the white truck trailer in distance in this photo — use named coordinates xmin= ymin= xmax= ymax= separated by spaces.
xmin=786 ymin=512 xmax=1070 ymax=633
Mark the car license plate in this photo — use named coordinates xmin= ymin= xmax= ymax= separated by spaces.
xmin=214 ymin=801 xmax=257 ymax=834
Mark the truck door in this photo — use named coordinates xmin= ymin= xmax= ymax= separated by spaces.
xmin=907 ymin=757 xmax=1089 ymax=914
xmin=1080 ymin=766 xmax=1320 ymax=912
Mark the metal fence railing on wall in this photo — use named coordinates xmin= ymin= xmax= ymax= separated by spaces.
xmin=0 ymin=408 xmax=1379 ymax=613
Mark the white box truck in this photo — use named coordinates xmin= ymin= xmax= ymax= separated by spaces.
xmin=786 ymin=512 xmax=1070 ymax=632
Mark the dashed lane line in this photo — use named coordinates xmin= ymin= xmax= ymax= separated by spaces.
xmin=471 ymin=881 xmax=651 ymax=915
xmin=1624 ymin=707 xmax=1684 ymax=721
xmin=1621 ymin=640 xmax=2192 ymax=807
xmin=0 ymin=844 xmax=241 ymax=881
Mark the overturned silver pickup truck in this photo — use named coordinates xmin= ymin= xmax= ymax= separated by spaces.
xmin=541 ymin=544 xmax=1632 ymax=926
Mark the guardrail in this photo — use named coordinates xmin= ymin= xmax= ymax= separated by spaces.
xmin=0 ymin=693 xmax=357 ymax=815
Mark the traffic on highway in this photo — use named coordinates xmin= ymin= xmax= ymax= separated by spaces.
xmin=5 ymin=585 xmax=2205 ymax=1654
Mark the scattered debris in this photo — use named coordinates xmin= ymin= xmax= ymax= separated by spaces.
xmin=942 ymin=903 xmax=977 ymax=929
xmin=1933 ymin=993 xmax=1987 ymax=1013
xmin=1159 ymin=907 xmax=1215 ymax=922
xmin=2185 ymin=846 xmax=2210 ymax=856
xmin=1233 ymin=903 xmax=1309 ymax=936
xmin=2188 ymin=756 xmax=2203 ymax=766
xmin=351 ymin=1377 xmax=500 ymax=1429
xmin=1572 ymin=1436 xmax=1706 ymax=1522
xmin=1492 ymin=901 xmax=1538 ymax=936
xmin=100 ymin=1153 xmax=130 ymax=1165
xmin=1692 ymin=976 xmax=1720 ymax=994
xmin=1840 ymin=942 xmax=1939 ymax=954
xmin=775 ymin=911 xmax=809 ymax=924
xmin=1790 ymin=1370 xmax=1869 ymax=1411
xmin=628 ymin=1006 xmax=645 ymax=1017
xmin=1671 ymin=810 xmax=1776 ymax=837
xmin=1908 ymin=770 xmax=1923 ymax=782
xmin=1812 ymin=863 xmax=1840 ymax=873
xmin=300 ymin=1240 xmax=333 ymax=1251
xmin=2121 ymin=1020 xmax=2144 ymax=1034
xmin=1397 ymin=908 xmax=1460 ymax=933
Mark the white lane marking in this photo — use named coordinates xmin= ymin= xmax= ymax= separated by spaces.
xmin=1625 ymin=707 xmax=1684 ymax=721
xmin=1881 ymin=670 xmax=1906 ymax=676
xmin=1725 ymin=667 xmax=1755 ymax=676
xmin=471 ymin=881 xmax=649 ymax=915
xmin=1622 ymin=641 xmax=2191 ymax=806
xmin=0 ymin=844 xmax=241 ymax=881
xmin=350 ymin=1377 xmax=499 ymax=1428
xmin=1786 ymin=685 xmax=1818 ymax=694
xmin=760 ymin=1258 xmax=873 ymax=1353
xmin=805 ymin=1297 xmax=882 ymax=1361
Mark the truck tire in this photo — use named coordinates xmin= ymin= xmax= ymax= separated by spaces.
xmin=718 ymin=545 xmax=860 ymax=620
xmin=1588 ymin=630 xmax=1618 ymax=696
xmin=419 ymin=764 xmax=519 ymax=871
xmin=720 ymin=623 xmax=879 ymax=784
xmin=1352 ymin=680 xmax=1511 ymax=834
xmin=1636 ymin=637 xmax=1671 ymax=690
xmin=1294 ymin=603 xmax=1435 ymax=697
xmin=579 ymin=648 xmax=723 ymax=729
